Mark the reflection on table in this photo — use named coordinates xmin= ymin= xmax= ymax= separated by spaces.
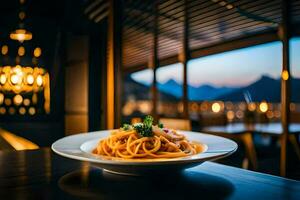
xmin=0 ymin=148 xmax=299 ymax=199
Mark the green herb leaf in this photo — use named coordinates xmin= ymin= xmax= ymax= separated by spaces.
xmin=133 ymin=116 xmax=154 ymax=137
xmin=122 ymin=123 xmax=132 ymax=131
xmin=158 ymin=122 xmax=164 ymax=128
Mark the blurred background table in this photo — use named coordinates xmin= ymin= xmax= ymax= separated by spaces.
xmin=202 ymin=123 xmax=300 ymax=171
xmin=0 ymin=148 xmax=299 ymax=200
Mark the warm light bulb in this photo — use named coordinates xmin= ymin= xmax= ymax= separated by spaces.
xmin=11 ymin=74 xmax=21 ymax=85
xmin=23 ymin=98 xmax=30 ymax=106
xmin=10 ymin=29 xmax=32 ymax=42
xmin=19 ymin=107 xmax=26 ymax=115
xmin=18 ymin=46 xmax=25 ymax=56
xmin=0 ymin=107 xmax=6 ymax=114
xmin=29 ymin=107 xmax=36 ymax=115
xmin=0 ymin=74 xmax=7 ymax=84
xmin=14 ymin=94 xmax=23 ymax=105
xmin=33 ymin=47 xmax=42 ymax=57
xmin=36 ymin=75 xmax=43 ymax=86
xmin=0 ymin=93 xmax=4 ymax=104
xmin=26 ymin=74 xmax=34 ymax=85
xmin=1 ymin=45 xmax=8 ymax=55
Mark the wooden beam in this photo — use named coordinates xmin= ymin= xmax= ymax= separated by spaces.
xmin=88 ymin=20 xmax=107 ymax=131
xmin=106 ymin=0 xmax=122 ymax=129
xmin=181 ymin=0 xmax=189 ymax=119
xmin=152 ymin=1 xmax=159 ymax=122
xmin=122 ymin=30 xmax=278 ymax=74
xmin=279 ymin=0 xmax=291 ymax=177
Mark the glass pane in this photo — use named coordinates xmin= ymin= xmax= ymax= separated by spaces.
xmin=290 ymin=37 xmax=300 ymax=121
xmin=156 ymin=63 xmax=183 ymax=118
xmin=187 ymin=42 xmax=282 ymax=128
xmin=122 ymin=69 xmax=153 ymax=124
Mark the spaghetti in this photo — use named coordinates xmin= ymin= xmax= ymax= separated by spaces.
xmin=93 ymin=117 xmax=204 ymax=159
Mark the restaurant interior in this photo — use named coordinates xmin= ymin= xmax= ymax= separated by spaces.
xmin=0 ymin=0 xmax=300 ymax=198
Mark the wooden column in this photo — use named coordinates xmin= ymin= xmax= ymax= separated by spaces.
xmin=182 ymin=0 xmax=190 ymax=119
xmin=88 ymin=20 xmax=107 ymax=131
xmin=106 ymin=0 xmax=123 ymax=129
xmin=279 ymin=0 xmax=291 ymax=177
xmin=152 ymin=1 xmax=159 ymax=122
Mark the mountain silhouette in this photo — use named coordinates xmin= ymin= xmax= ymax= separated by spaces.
xmin=127 ymin=75 xmax=300 ymax=103
xmin=157 ymin=79 xmax=237 ymax=101
xmin=216 ymin=75 xmax=300 ymax=103
xmin=124 ymin=76 xmax=178 ymax=102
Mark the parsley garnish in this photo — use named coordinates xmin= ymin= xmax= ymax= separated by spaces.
xmin=133 ymin=115 xmax=154 ymax=137
xmin=158 ymin=122 xmax=164 ymax=128
xmin=122 ymin=123 xmax=132 ymax=130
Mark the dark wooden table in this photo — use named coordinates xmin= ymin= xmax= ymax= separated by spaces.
xmin=0 ymin=148 xmax=299 ymax=200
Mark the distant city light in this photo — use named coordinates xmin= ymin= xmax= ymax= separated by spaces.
xmin=248 ymin=103 xmax=256 ymax=111
xmin=226 ymin=110 xmax=235 ymax=121
xmin=212 ymin=102 xmax=221 ymax=113
xmin=259 ymin=101 xmax=268 ymax=113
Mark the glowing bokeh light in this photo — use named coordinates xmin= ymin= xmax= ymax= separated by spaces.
xmin=1 ymin=45 xmax=8 ymax=55
xmin=14 ymin=94 xmax=23 ymax=105
xmin=33 ymin=47 xmax=42 ymax=57
xmin=212 ymin=102 xmax=221 ymax=113
xmin=36 ymin=75 xmax=43 ymax=86
xmin=259 ymin=101 xmax=268 ymax=113
xmin=26 ymin=74 xmax=34 ymax=85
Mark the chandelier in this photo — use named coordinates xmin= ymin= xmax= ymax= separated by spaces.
xmin=0 ymin=0 xmax=50 ymax=115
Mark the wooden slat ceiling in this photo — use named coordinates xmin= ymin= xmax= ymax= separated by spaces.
xmin=85 ymin=0 xmax=300 ymax=71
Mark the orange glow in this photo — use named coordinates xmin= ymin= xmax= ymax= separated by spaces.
xmin=33 ymin=47 xmax=42 ymax=57
xmin=10 ymin=29 xmax=32 ymax=42
xmin=19 ymin=107 xmax=26 ymax=115
xmin=18 ymin=46 xmax=25 ymax=56
xmin=8 ymin=107 xmax=16 ymax=115
xmin=0 ymin=107 xmax=6 ymax=114
xmin=282 ymin=70 xmax=289 ymax=81
xmin=26 ymin=74 xmax=34 ymax=84
xmin=29 ymin=107 xmax=36 ymax=115
xmin=0 ymin=93 xmax=4 ymax=104
xmin=0 ymin=73 xmax=6 ymax=84
xmin=259 ymin=101 xmax=268 ymax=113
xmin=36 ymin=75 xmax=43 ymax=86
xmin=23 ymin=98 xmax=30 ymax=106
xmin=14 ymin=94 xmax=23 ymax=105
xmin=227 ymin=110 xmax=235 ymax=121
xmin=4 ymin=98 xmax=12 ymax=106
xmin=0 ymin=129 xmax=39 ymax=150
xmin=248 ymin=102 xmax=256 ymax=111
xmin=1 ymin=45 xmax=8 ymax=55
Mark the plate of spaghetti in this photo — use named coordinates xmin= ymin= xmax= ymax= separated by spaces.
xmin=52 ymin=116 xmax=237 ymax=175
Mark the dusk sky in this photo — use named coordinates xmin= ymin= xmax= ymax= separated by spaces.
xmin=131 ymin=38 xmax=300 ymax=87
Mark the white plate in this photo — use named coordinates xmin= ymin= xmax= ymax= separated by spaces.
xmin=52 ymin=130 xmax=237 ymax=175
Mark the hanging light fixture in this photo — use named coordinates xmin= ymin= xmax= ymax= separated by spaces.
xmin=10 ymin=0 xmax=32 ymax=42
xmin=0 ymin=0 xmax=50 ymax=115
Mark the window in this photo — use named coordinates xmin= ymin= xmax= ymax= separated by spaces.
xmin=187 ymin=42 xmax=282 ymax=126
xmin=290 ymin=37 xmax=300 ymax=122
xmin=156 ymin=63 xmax=183 ymax=118
xmin=122 ymin=69 xmax=153 ymax=123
